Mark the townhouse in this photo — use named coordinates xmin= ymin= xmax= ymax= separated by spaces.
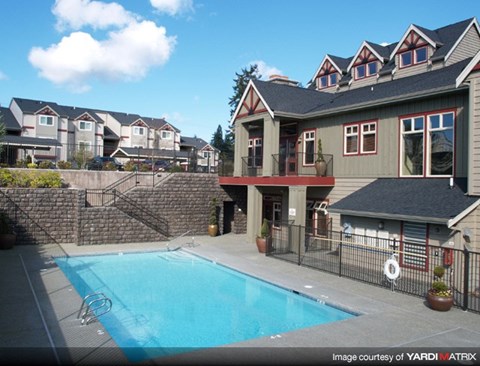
xmin=220 ymin=17 xmax=480 ymax=257
xmin=0 ymin=98 xmax=213 ymax=170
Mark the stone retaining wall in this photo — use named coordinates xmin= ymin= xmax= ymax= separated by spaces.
xmin=0 ymin=173 xmax=247 ymax=245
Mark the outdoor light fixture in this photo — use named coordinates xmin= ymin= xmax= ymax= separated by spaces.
xmin=378 ymin=221 xmax=385 ymax=230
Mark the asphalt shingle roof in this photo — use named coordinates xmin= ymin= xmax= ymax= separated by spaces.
xmin=0 ymin=106 xmax=21 ymax=131
xmin=253 ymin=57 xmax=470 ymax=117
xmin=329 ymin=178 xmax=479 ymax=223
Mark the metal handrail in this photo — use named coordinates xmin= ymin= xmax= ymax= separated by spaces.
xmin=77 ymin=292 xmax=112 ymax=325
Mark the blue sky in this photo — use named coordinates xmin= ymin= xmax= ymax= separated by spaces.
xmin=1 ymin=0 xmax=479 ymax=142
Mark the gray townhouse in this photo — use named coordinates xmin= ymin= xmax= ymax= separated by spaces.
xmin=219 ymin=17 xmax=480 ymax=263
xmin=0 ymin=98 xmax=215 ymax=170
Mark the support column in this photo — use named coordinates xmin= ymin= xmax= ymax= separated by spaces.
xmin=288 ymin=186 xmax=307 ymax=255
xmin=262 ymin=116 xmax=279 ymax=176
xmin=234 ymin=121 xmax=249 ymax=177
xmin=247 ymin=185 xmax=262 ymax=243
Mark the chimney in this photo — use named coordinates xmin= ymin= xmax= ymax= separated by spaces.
xmin=268 ymin=74 xmax=299 ymax=87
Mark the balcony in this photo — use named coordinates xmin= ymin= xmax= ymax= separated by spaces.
xmin=218 ymin=153 xmax=334 ymax=187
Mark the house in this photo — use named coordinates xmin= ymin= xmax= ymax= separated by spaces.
xmin=0 ymin=98 xmax=192 ymax=167
xmin=180 ymin=136 xmax=219 ymax=172
xmin=220 ymin=17 xmax=480 ymax=258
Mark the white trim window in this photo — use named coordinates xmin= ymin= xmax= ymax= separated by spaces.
xmin=344 ymin=125 xmax=358 ymax=155
xmin=303 ymin=130 xmax=315 ymax=165
xmin=39 ymin=115 xmax=54 ymax=126
xmin=161 ymin=130 xmax=172 ymax=139
xmin=79 ymin=121 xmax=92 ymax=131
xmin=400 ymin=111 xmax=454 ymax=176
xmin=133 ymin=126 xmax=145 ymax=136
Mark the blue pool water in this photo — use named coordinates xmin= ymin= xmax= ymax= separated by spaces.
xmin=55 ymin=250 xmax=355 ymax=361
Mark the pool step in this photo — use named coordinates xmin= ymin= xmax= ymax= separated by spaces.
xmin=77 ymin=292 xmax=112 ymax=325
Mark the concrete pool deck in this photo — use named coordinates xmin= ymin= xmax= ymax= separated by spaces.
xmin=1 ymin=233 xmax=480 ymax=365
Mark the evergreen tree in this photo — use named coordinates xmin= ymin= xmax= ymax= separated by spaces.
xmin=228 ymin=64 xmax=261 ymax=118
xmin=0 ymin=113 xmax=5 ymax=154
xmin=211 ymin=124 xmax=224 ymax=151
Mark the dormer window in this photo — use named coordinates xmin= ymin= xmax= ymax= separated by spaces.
xmin=399 ymin=46 xmax=428 ymax=68
xmin=318 ymin=73 xmax=338 ymax=89
xmin=355 ymin=61 xmax=377 ymax=80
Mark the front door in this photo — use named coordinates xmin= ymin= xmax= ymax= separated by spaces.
xmin=279 ymin=137 xmax=297 ymax=176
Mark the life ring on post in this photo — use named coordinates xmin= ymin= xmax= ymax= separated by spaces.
xmin=384 ymin=257 xmax=400 ymax=280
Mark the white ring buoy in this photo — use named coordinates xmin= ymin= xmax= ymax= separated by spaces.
xmin=384 ymin=258 xmax=400 ymax=280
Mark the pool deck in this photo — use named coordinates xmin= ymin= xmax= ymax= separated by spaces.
xmin=1 ymin=233 xmax=480 ymax=365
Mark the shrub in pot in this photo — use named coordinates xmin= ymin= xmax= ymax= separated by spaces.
xmin=426 ymin=265 xmax=454 ymax=311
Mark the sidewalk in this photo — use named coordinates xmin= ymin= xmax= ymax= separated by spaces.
xmin=1 ymin=233 xmax=479 ymax=365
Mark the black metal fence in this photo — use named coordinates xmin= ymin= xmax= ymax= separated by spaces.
xmin=267 ymin=225 xmax=480 ymax=313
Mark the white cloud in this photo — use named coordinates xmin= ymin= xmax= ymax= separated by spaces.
xmin=249 ymin=60 xmax=282 ymax=80
xmin=52 ymin=0 xmax=137 ymax=31
xmin=0 ymin=71 xmax=7 ymax=80
xmin=29 ymin=21 xmax=176 ymax=92
xmin=150 ymin=0 xmax=194 ymax=16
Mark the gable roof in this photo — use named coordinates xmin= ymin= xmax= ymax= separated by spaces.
xmin=12 ymin=97 xmax=67 ymax=117
xmin=328 ymin=178 xmax=480 ymax=226
xmin=250 ymin=57 xmax=470 ymax=120
xmin=0 ymin=106 xmax=21 ymax=132
xmin=390 ymin=17 xmax=476 ymax=62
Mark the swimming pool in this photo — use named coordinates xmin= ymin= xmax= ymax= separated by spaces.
xmin=55 ymin=250 xmax=355 ymax=362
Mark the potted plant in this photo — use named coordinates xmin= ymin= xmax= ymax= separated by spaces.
xmin=426 ymin=265 xmax=454 ymax=311
xmin=255 ymin=218 xmax=272 ymax=253
xmin=314 ymin=138 xmax=327 ymax=177
xmin=0 ymin=212 xmax=15 ymax=250
xmin=207 ymin=197 xmax=218 ymax=237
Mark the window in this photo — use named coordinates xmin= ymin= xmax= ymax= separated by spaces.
xmin=318 ymin=73 xmax=338 ymax=89
xmin=303 ymin=130 xmax=315 ymax=165
xmin=79 ymin=121 xmax=92 ymax=131
xmin=161 ymin=130 xmax=172 ymax=139
xmin=400 ymin=111 xmax=454 ymax=176
xmin=361 ymin=122 xmax=377 ymax=153
xmin=345 ymin=121 xmax=377 ymax=155
xmin=273 ymin=202 xmax=281 ymax=229
xmin=39 ymin=115 xmax=54 ymax=126
xmin=344 ymin=125 xmax=358 ymax=154
xmin=78 ymin=141 xmax=91 ymax=151
xmin=306 ymin=200 xmax=329 ymax=236
xmin=248 ymin=138 xmax=262 ymax=167
xmin=355 ymin=61 xmax=377 ymax=80
xmin=203 ymin=151 xmax=212 ymax=160
xmin=400 ymin=46 xmax=428 ymax=68
xmin=133 ymin=126 xmax=145 ymax=136
xmin=355 ymin=65 xmax=365 ymax=79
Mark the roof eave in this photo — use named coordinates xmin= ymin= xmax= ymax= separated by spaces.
xmin=328 ymin=208 xmax=449 ymax=225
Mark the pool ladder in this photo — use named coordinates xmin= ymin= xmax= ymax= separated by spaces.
xmin=77 ymin=292 xmax=112 ymax=325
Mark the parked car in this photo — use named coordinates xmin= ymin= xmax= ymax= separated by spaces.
xmin=143 ymin=159 xmax=171 ymax=172
xmin=86 ymin=156 xmax=124 ymax=171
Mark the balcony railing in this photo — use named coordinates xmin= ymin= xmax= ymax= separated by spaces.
xmin=272 ymin=152 xmax=333 ymax=176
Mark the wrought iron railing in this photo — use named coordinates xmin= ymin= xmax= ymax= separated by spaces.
xmin=237 ymin=153 xmax=334 ymax=177
xmin=267 ymin=225 xmax=480 ymax=314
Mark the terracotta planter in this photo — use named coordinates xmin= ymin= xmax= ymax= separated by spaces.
xmin=315 ymin=160 xmax=327 ymax=176
xmin=0 ymin=233 xmax=15 ymax=250
xmin=427 ymin=290 xmax=454 ymax=311
xmin=256 ymin=236 xmax=272 ymax=253
xmin=208 ymin=224 xmax=218 ymax=237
